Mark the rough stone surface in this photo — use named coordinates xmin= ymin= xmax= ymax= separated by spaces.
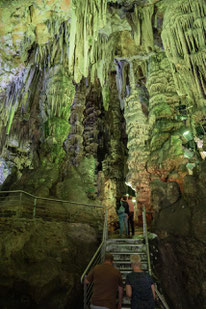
xmin=151 ymin=161 xmax=206 ymax=309
xmin=0 ymin=217 xmax=97 ymax=309
xmin=0 ymin=1 xmax=206 ymax=308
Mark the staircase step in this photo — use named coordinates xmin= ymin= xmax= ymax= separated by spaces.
xmin=107 ymin=244 xmax=146 ymax=253
xmin=114 ymin=260 xmax=147 ymax=268
xmin=112 ymin=251 xmax=146 ymax=255
xmin=122 ymin=296 xmax=131 ymax=305
xmin=113 ymin=253 xmax=147 ymax=262
xmin=114 ymin=262 xmax=148 ymax=270
xmin=107 ymin=239 xmax=145 ymax=245
xmin=105 ymin=238 xmax=157 ymax=308
xmin=107 ymin=238 xmax=144 ymax=243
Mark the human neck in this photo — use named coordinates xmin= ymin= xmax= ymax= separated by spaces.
xmin=132 ymin=266 xmax=143 ymax=272
xmin=104 ymin=261 xmax=112 ymax=265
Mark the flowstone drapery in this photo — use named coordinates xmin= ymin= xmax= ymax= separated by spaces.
xmin=147 ymin=53 xmax=186 ymax=180
xmin=0 ymin=2 xmax=206 ymax=308
xmin=162 ymin=0 xmax=206 ymax=110
xmin=39 ymin=64 xmax=75 ymax=165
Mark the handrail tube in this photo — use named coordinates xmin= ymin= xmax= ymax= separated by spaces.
xmin=81 ymin=209 xmax=107 ymax=284
xmin=0 ymin=190 xmax=103 ymax=208
xmin=142 ymin=207 xmax=170 ymax=309
xmin=80 ymin=242 xmax=103 ymax=283
xmin=142 ymin=206 xmax=152 ymax=275
xmin=155 ymin=286 xmax=170 ymax=309
xmin=33 ymin=198 xmax=37 ymax=218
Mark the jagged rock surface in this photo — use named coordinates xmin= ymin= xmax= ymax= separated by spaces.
xmin=0 ymin=0 xmax=206 ymax=308
xmin=151 ymin=161 xmax=206 ymax=309
xmin=0 ymin=217 xmax=98 ymax=309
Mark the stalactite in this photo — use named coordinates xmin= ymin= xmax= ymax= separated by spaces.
xmin=115 ymin=59 xmax=130 ymax=110
xmin=130 ymin=4 xmax=154 ymax=50
xmin=0 ymin=65 xmax=40 ymax=150
xmin=162 ymin=0 xmax=206 ymax=108
xmin=65 ymin=80 xmax=86 ymax=166
xmin=83 ymin=87 xmax=102 ymax=157
xmin=102 ymin=73 xmax=126 ymax=182
xmin=69 ymin=0 xmax=107 ymax=83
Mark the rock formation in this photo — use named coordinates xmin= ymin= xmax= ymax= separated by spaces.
xmin=0 ymin=0 xmax=206 ymax=308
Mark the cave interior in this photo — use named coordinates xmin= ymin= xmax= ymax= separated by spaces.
xmin=0 ymin=0 xmax=206 ymax=308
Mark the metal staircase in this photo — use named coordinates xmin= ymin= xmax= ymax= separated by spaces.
xmin=106 ymin=237 xmax=147 ymax=309
xmin=81 ymin=207 xmax=170 ymax=309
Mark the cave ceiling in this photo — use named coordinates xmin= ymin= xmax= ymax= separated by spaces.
xmin=0 ymin=0 xmax=206 ymax=204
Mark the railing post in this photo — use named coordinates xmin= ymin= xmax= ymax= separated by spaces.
xmin=19 ymin=192 xmax=22 ymax=207
xmin=105 ymin=208 xmax=108 ymax=242
xmin=142 ymin=206 xmax=152 ymax=275
xmin=83 ymin=281 xmax=87 ymax=309
xmin=33 ymin=198 xmax=37 ymax=218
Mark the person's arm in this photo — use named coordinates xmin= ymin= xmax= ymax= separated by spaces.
xmin=84 ymin=277 xmax=90 ymax=284
xmin=117 ymin=286 xmax=123 ymax=309
xmin=84 ymin=268 xmax=94 ymax=285
xmin=151 ymin=284 xmax=155 ymax=300
xmin=126 ymin=284 xmax=132 ymax=297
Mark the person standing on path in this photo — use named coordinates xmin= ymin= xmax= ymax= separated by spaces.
xmin=84 ymin=253 xmax=124 ymax=309
xmin=127 ymin=195 xmax=135 ymax=236
xmin=117 ymin=199 xmax=128 ymax=237
xmin=126 ymin=254 xmax=155 ymax=309
xmin=121 ymin=195 xmax=129 ymax=235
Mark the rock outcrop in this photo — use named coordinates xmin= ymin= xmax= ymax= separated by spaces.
xmin=151 ymin=161 xmax=206 ymax=309
xmin=0 ymin=1 xmax=206 ymax=308
xmin=0 ymin=217 xmax=98 ymax=309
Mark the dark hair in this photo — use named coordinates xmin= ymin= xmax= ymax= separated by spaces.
xmin=123 ymin=195 xmax=127 ymax=201
xmin=104 ymin=253 xmax=114 ymax=262
xmin=128 ymin=195 xmax=133 ymax=200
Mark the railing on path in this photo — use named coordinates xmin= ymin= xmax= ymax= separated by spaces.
xmin=81 ymin=206 xmax=170 ymax=309
xmin=142 ymin=206 xmax=170 ymax=309
xmin=0 ymin=190 xmax=104 ymax=226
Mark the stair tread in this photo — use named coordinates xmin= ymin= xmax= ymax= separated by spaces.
xmin=112 ymin=251 xmax=147 ymax=255
xmin=114 ymin=260 xmax=147 ymax=264
xmin=107 ymin=243 xmax=145 ymax=246
xmin=107 ymin=238 xmax=144 ymax=242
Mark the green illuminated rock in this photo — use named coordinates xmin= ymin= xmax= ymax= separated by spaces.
xmin=0 ymin=0 xmax=206 ymax=308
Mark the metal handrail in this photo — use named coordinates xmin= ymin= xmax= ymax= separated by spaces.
xmin=142 ymin=206 xmax=170 ymax=309
xmin=155 ymin=286 xmax=170 ymax=309
xmin=80 ymin=208 xmax=108 ymax=309
xmin=80 ymin=208 xmax=108 ymax=283
xmin=0 ymin=190 xmax=104 ymax=220
xmin=0 ymin=190 xmax=103 ymax=208
xmin=142 ymin=206 xmax=152 ymax=275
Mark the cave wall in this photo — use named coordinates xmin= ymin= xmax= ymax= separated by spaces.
xmin=0 ymin=0 xmax=206 ymax=308
xmin=151 ymin=161 xmax=206 ymax=309
xmin=1 ymin=0 xmax=206 ymax=204
xmin=0 ymin=216 xmax=98 ymax=309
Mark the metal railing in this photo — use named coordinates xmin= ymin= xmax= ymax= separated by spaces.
xmin=80 ymin=208 xmax=108 ymax=309
xmin=142 ymin=206 xmax=152 ymax=275
xmin=0 ymin=190 xmax=104 ymax=227
xmin=142 ymin=206 xmax=170 ymax=309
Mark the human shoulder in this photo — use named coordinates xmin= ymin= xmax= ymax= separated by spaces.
xmin=145 ymin=273 xmax=154 ymax=284
xmin=125 ymin=271 xmax=133 ymax=285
